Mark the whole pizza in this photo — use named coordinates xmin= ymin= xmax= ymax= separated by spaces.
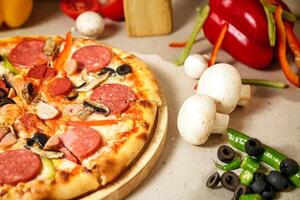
xmin=0 ymin=33 xmax=162 ymax=200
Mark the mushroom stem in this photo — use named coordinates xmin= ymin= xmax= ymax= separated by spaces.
xmin=212 ymin=113 xmax=230 ymax=134
xmin=237 ymin=84 xmax=251 ymax=107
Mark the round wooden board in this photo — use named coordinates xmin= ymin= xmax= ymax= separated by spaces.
xmin=81 ymin=93 xmax=168 ymax=200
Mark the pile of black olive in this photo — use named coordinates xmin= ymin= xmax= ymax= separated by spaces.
xmin=206 ymin=139 xmax=299 ymax=200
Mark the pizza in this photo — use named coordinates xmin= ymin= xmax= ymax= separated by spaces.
xmin=0 ymin=33 xmax=162 ymax=200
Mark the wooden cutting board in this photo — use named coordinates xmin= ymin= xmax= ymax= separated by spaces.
xmin=81 ymin=92 xmax=168 ymax=200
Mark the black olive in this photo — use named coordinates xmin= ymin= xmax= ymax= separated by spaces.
xmin=0 ymin=97 xmax=15 ymax=107
xmin=266 ymin=171 xmax=289 ymax=191
xmin=32 ymin=132 xmax=49 ymax=148
xmin=261 ymin=184 xmax=276 ymax=199
xmin=116 ymin=64 xmax=132 ymax=75
xmin=206 ymin=172 xmax=221 ymax=189
xmin=220 ymin=171 xmax=240 ymax=191
xmin=26 ymin=82 xmax=34 ymax=96
xmin=232 ymin=184 xmax=251 ymax=200
xmin=245 ymin=138 xmax=265 ymax=157
xmin=0 ymin=88 xmax=8 ymax=99
xmin=250 ymin=177 xmax=267 ymax=194
xmin=217 ymin=145 xmax=235 ymax=163
xmin=0 ymin=55 xmax=3 ymax=62
xmin=66 ymin=90 xmax=78 ymax=101
xmin=98 ymin=67 xmax=116 ymax=76
xmin=2 ymin=75 xmax=12 ymax=89
xmin=26 ymin=138 xmax=35 ymax=146
xmin=253 ymin=172 xmax=266 ymax=181
xmin=280 ymin=158 xmax=299 ymax=177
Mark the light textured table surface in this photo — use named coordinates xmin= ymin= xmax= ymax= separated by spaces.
xmin=0 ymin=0 xmax=299 ymax=199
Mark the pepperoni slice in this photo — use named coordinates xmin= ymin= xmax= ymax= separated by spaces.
xmin=44 ymin=67 xmax=57 ymax=80
xmin=19 ymin=113 xmax=40 ymax=129
xmin=59 ymin=126 xmax=102 ymax=161
xmin=47 ymin=78 xmax=73 ymax=96
xmin=90 ymin=83 xmax=136 ymax=114
xmin=72 ymin=45 xmax=112 ymax=72
xmin=8 ymin=40 xmax=49 ymax=67
xmin=0 ymin=149 xmax=42 ymax=185
xmin=27 ymin=64 xmax=48 ymax=79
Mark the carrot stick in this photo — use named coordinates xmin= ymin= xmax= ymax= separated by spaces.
xmin=54 ymin=32 xmax=73 ymax=76
xmin=208 ymin=22 xmax=228 ymax=67
xmin=169 ymin=41 xmax=187 ymax=48
xmin=65 ymin=119 xmax=121 ymax=126
xmin=275 ymin=6 xmax=299 ymax=87
xmin=285 ymin=22 xmax=300 ymax=69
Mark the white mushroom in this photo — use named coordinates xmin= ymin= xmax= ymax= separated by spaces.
xmin=184 ymin=54 xmax=208 ymax=79
xmin=76 ymin=11 xmax=105 ymax=38
xmin=177 ymin=94 xmax=229 ymax=145
xmin=36 ymin=102 xmax=60 ymax=120
xmin=196 ymin=63 xmax=251 ymax=114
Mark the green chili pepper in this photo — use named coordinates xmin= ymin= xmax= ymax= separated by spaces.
xmin=2 ymin=55 xmax=19 ymax=75
xmin=240 ymin=170 xmax=254 ymax=186
xmin=214 ymin=157 xmax=242 ymax=171
xmin=239 ymin=194 xmax=263 ymax=200
xmin=242 ymin=79 xmax=289 ymax=89
xmin=262 ymin=5 xmax=276 ymax=47
xmin=228 ymin=128 xmax=300 ymax=187
xmin=259 ymin=0 xmax=296 ymax=22
xmin=241 ymin=156 xmax=260 ymax=173
xmin=174 ymin=5 xmax=210 ymax=66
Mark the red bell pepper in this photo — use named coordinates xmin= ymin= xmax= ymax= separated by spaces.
xmin=203 ymin=0 xmax=274 ymax=69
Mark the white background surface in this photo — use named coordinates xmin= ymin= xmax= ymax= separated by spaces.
xmin=0 ymin=0 xmax=300 ymax=199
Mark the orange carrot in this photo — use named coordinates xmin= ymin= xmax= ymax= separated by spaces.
xmin=65 ymin=119 xmax=121 ymax=126
xmin=208 ymin=22 xmax=228 ymax=66
xmin=285 ymin=22 xmax=300 ymax=69
xmin=54 ymin=32 xmax=73 ymax=76
xmin=275 ymin=6 xmax=299 ymax=87
xmin=169 ymin=41 xmax=187 ymax=48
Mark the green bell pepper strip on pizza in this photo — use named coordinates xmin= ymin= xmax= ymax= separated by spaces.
xmin=2 ymin=55 xmax=19 ymax=75
xmin=40 ymin=157 xmax=55 ymax=179
xmin=241 ymin=156 xmax=260 ymax=173
xmin=227 ymin=128 xmax=300 ymax=187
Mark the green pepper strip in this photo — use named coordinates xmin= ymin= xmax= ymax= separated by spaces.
xmin=2 ymin=55 xmax=19 ymax=75
xmin=40 ymin=157 xmax=55 ymax=179
xmin=241 ymin=156 xmax=260 ymax=173
xmin=228 ymin=128 xmax=300 ymax=187
xmin=240 ymin=169 xmax=254 ymax=186
xmin=262 ymin=4 xmax=276 ymax=47
xmin=239 ymin=194 xmax=263 ymax=200
xmin=214 ymin=157 xmax=242 ymax=171
xmin=259 ymin=0 xmax=296 ymax=22
xmin=174 ymin=5 xmax=210 ymax=66
xmin=242 ymin=79 xmax=289 ymax=89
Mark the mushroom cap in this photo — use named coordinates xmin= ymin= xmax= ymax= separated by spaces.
xmin=76 ymin=11 xmax=105 ymax=37
xmin=196 ymin=63 xmax=242 ymax=114
xmin=184 ymin=54 xmax=208 ymax=79
xmin=177 ymin=94 xmax=217 ymax=145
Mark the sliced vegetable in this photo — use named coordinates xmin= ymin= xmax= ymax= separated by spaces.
xmin=266 ymin=170 xmax=289 ymax=191
xmin=220 ymin=171 xmax=240 ymax=191
xmin=262 ymin=4 xmax=276 ymax=47
xmin=54 ymin=32 xmax=73 ymax=76
xmin=242 ymin=79 xmax=288 ymax=89
xmin=239 ymin=194 xmax=263 ymax=200
xmin=240 ymin=170 xmax=254 ymax=186
xmin=169 ymin=41 xmax=186 ymax=48
xmin=275 ymin=6 xmax=299 ymax=87
xmin=32 ymin=132 xmax=49 ymax=148
xmin=174 ymin=5 xmax=210 ymax=66
xmin=116 ymin=64 xmax=132 ymax=75
xmin=245 ymin=138 xmax=264 ymax=158
xmin=2 ymin=55 xmax=19 ymax=75
xmin=285 ymin=22 xmax=300 ymax=69
xmin=227 ymin=128 xmax=300 ymax=187
xmin=260 ymin=0 xmax=296 ymax=22
xmin=65 ymin=119 xmax=121 ymax=126
xmin=60 ymin=0 xmax=101 ymax=19
xmin=208 ymin=22 xmax=228 ymax=66
xmin=253 ymin=172 xmax=266 ymax=181
xmin=215 ymin=158 xmax=241 ymax=171
xmin=217 ymin=145 xmax=235 ymax=163
xmin=83 ymin=99 xmax=110 ymax=116
xmin=43 ymin=38 xmax=57 ymax=56
xmin=206 ymin=172 xmax=220 ymax=189
xmin=22 ymin=82 xmax=35 ymax=104
xmin=40 ymin=156 xmax=55 ymax=179
xmin=233 ymin=184 xmax=251 ymax=200
xmin=250 ymin=177 xmax=267 ymax=194
xmin=98 ymin=67 xmax=116 ymax=76
xmin=0 ymin=97 xmax=15 ymax=107
xmin=261 ymin=184 xmax=276 ymax=199
xmin=66 ymin=90 xmax=79 ymax=101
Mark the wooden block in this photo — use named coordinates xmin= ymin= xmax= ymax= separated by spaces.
xmin=124 ymin=0 xmax=173 ymax=37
